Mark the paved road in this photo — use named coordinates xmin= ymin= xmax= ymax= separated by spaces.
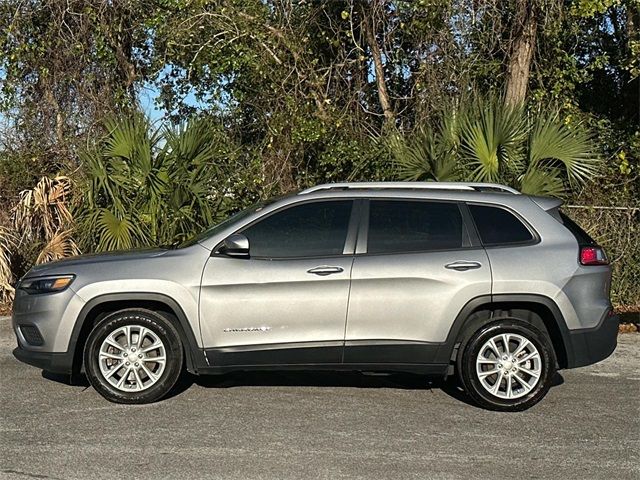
xmin=1 ymin=317 xmax=638 ymax=480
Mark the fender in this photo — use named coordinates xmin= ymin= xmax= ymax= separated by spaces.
xmin=435 ymin=293 xmax=573 ymax=368
xmin=70 ymin=292 xmax=208 ymax=374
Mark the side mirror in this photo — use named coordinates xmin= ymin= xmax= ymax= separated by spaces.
xmin=219 ymin=233 xmax=250 ymax=258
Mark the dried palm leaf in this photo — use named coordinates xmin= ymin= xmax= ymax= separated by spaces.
xmin=36 ymin=229 xmax=81 ymax=265
xmin=0 ymin=226 xmax=17 ymax=302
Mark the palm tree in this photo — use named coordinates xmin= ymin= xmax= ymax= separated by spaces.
xmin=389 ymin=96 xmax=600 ymax=197
xmin=0 ymin=175 xmax=79 ymax=301
xmin=13 ymin=175 xmax=79 ymax=259
xmin=0 ymin=226 xmax=16 ymax=302
xmin=77 ymin=113 xmax=237 ymax=252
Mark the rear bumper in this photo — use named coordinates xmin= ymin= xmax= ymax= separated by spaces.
xmin=564 ymin=313 xmax=619 ymax=368
xmin=12 ymin=347 xmax=74 ymax=374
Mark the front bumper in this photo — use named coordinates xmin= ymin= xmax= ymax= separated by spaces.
xmin=564 ymin=313 xmax=619 ymax=368
xmin=12 ymin=281 xmax=85 ymax=351
xmin=12 ymin=346 xmax=74 ymax=374
xmin=11 ymin=281 xmax=86 ymax=374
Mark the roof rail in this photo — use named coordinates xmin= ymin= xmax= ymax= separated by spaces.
xmin=298 ymin=182 xmax=520 ymax=195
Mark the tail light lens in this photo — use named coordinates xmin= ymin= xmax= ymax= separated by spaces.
xmin=580 ymin=246 xmax=608 ymax=266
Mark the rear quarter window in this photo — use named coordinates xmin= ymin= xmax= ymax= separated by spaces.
xmin=558 ymin=211 xmax=597 ymax=245
xmin=469 ymin=204 xmax=534 ymax=246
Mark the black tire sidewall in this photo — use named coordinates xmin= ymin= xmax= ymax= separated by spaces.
xmin=84 ymin=309 xmax=183 ymax=404
xmin=459 ymin=320 xmax=556 ymax=411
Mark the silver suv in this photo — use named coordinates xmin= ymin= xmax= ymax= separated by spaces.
xmin=12 ymin=182 xmax=618 ymax=411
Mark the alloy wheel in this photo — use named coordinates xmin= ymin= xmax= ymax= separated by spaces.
xmin=98 ymin=325 xmax=167 ymax=392
xmin=475 ymin=333 xmax=542 ymax=399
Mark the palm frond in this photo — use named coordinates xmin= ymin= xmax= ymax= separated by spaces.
xmin=459 ymin=96 xmax=527 ymax=182
xmin=0 ymin=226 xmax=17 ymax=302
xmin=92 ymin=208 xmax=148 ymax=252
xmin=36 ymin=229 xmax=81 ymax=264
xmin=519 ymin=168 xmax=566 ymax=197
xmin=14 ymin=176 xmax=74 ymax=242
xmin=528 ymin=113 xmax=600 ymax=186
xmin=389 ymin=128 xmax=459 ymax=182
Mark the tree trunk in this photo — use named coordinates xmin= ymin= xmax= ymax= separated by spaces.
xmin=505 ymin=0 xmax=538 ymax=106
xmin=364 ymin=13 xmax=394 ymax=123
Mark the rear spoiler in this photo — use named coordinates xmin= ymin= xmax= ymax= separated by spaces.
xmin=529 ymin=196 xmax=563 ymax=211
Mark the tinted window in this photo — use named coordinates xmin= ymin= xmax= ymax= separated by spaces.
xmin=242 ymin=201 xmax=352 ymax=258
xmin=179 ymin=199 xmax=277 ymax=248
xmin=469 ymin=204 xmax=533 ymax=245
xmin=367 ymin=201 xmax=465 ymax=254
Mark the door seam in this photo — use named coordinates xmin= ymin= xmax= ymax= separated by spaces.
xmin=341 ymin=256 xmax=355 ymax=363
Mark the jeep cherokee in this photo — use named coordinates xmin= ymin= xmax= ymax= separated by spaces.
xmin=12 ymin=182 xmax=619 ymax=411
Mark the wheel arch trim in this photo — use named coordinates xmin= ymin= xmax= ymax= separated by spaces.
xmin=439 ymin=293 xmax=573 ymax=368
xmin=69 ymin=292 xmax=207 ymax=375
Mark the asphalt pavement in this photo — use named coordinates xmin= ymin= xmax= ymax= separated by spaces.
xmin=1 ymin=316 xmax=638 ymax=480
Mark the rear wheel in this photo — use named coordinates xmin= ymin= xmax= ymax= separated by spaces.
xmin=84 ymin=308 xmax=183 ymax=404
xmin=457 ymin=320 xmax=556 ymax=411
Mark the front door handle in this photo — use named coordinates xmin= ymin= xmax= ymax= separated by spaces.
xmin=307 ymin=266 xmax=344 ymax=276
xmin=444 ymin=261 xmax=482 ymax=271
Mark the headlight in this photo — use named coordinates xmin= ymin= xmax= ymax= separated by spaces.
xmin=19 ymin=275 xmax=75 ymax=294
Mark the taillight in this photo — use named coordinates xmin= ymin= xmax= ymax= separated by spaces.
xmin=580 ymin=246 xmax=608 ymax=266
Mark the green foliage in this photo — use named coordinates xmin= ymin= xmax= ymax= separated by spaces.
xmin=387 ymin=127 xmax=460 ymax=182
xmin=389 ymin=97 xmax=600 ymax=196
xmin=77 ymin=113 xmax=260 ymax=252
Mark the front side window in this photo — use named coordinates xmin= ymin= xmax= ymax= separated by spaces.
xmin=242 ymin=201 xmax=353 ymax=258
xmin=367 ymin=201 xmax=465 ymax=254
xmin=469 ymin=204 xmax=534 ymax=246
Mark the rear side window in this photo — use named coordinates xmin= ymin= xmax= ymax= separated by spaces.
xmin=367 ymin=201 xmax=465 ymax=254
xmin=469 ymin=204 xmax=534 ymax=246
xmin=559 ymin=211 xmax=596 ymax=245
xmin=242 ymin=200 xmax=352 ymax=258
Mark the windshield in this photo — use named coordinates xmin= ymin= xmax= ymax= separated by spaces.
xmin=178 ymin=199 xmax=274 ymax=248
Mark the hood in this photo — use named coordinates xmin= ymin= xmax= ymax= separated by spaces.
xmin=26 ymin=248 xmax=169 ymax=276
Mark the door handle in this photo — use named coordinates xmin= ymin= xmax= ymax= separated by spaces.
xmin=444 ymin=261 xmax=482 ymax=271
xmin=307 ymin=266 xmax=344 ymax=276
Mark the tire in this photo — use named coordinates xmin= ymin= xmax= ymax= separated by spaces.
xmin=457 ymin=319 xmax=556 ymax=411
xmin=84 ymin=308 xmax=183 ymax=404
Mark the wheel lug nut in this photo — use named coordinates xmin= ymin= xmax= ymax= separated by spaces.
xmin=134 ymin=362 xmax=139 ymax=367
xmin=498 ymin=364 xmax=502 ymax=368
xmin=123 ymin=353 xmax=128 ymax=357
xmin=131 ymin=347 xmax=136 ymax=352
xmin=125 ymin=362 xmax=130 ymax=366
xmin=138 ymin=354 xmax=143 ymax=358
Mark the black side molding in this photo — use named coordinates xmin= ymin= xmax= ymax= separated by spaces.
xmin=436 ymin=293 xmax=611 ymax=369
xmin=71 ymin=292 xmax=209 ymax=374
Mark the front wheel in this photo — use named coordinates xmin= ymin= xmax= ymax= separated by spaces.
xmin=84 ymin=308 xmax=183 ymax=404
xmin=457 ymin=320 xmax=556 ymax=411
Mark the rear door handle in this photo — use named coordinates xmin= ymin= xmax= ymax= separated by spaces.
xmin=444 ymin=261 xmax=482 ymax=271
xmin=307 ymin=266 xmax=344 ymax=276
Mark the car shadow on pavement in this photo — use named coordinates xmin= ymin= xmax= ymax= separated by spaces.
xmin=438 ymin=371 xmax=565 ymax=407
xmin=42 ymin=370 xmax=90 ymax=387
xmin=40 ymin=368 xmax=565 ymax=409
xmin=168 ymin=370 xmax=565 ymax=407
